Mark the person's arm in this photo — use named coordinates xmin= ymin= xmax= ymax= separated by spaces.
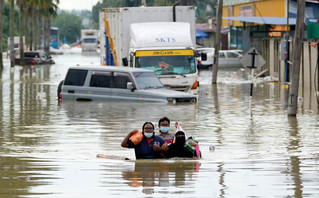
xmin=188 ymin=140 xmax=198 ymax=147
xmin=121 ymin=129 xmax=138 ymax=148
xmin=153 ymin=142 xmax=169 ymax=152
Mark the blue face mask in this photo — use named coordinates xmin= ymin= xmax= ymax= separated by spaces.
xmin=160 ymin=127 xmax=170 ymax=133
xmin=144 ymin=132 xmax=154 ymax=139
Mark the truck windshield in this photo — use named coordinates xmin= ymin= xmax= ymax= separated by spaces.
xmin=135 ymin=50 xmax=196 ymax=75
xmin=83 ymin=38 xmax=96 ymax=43
xmin=133 ymin=72 xmax=164 ymax=89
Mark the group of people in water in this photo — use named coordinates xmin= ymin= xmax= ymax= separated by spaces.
xmin=121 ymin=117 xmax=201 ymax=159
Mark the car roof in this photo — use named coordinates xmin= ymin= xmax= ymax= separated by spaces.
xmin=67 ymin=66 xmax=154 ymax=73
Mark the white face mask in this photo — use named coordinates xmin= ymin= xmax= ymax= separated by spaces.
xmin=144 ymin=132 xmax=153 ymax=139
xmin=160 ymin=127 xmax=170 ymax=133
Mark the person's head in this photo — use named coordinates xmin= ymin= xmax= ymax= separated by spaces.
xmin=142 ymin=122 xmax=155 ymax=139
xmin=175 ymin=131 xmax=186 ymax=145
xmin=158 ymin=117 xmax=170 ymax=134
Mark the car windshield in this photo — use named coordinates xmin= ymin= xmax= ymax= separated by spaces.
xmin=133 ymin=72 xmax=164 ymax=89
xmin=135 ymin=50 xmax=196 ymax=75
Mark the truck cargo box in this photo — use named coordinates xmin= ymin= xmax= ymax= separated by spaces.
xmin=99 ymin=6 xmax=196 ymax=66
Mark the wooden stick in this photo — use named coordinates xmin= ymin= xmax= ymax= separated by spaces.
xmin=96 ymin=154 xmax=130 ymax=160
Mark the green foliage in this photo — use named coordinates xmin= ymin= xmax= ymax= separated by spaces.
xmin=1 ymin=1 xmax=19 ymax=51
xmin=91 ymin=0 xmax=217 ymax=26
xmin=51 ymin=12 xmax=82 ymax=43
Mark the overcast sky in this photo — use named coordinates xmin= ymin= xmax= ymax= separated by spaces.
xmin=58 ymin=0 xmax=101 ymax=11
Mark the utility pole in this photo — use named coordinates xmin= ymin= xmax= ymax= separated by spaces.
xmin=287 ymin=0 xmax=305 ymax=116
xmin=212 ymin=0 xmax=223 ymax=84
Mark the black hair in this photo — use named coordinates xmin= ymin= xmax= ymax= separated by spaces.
xmin=142 ymin=122 xmax=154 ymax=131
xmin=158 ymin=117 xmax=170 ymax=127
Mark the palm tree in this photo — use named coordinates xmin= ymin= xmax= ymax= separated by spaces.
xmin=9 ymin=0 xmax=15 ymax=67
xmin=0 ymin=0 xmax=4 ymax=70
xmin=40 ymin=0 xmax=59 ymax=54
xmin=17 ymin=0 xmax=25 ymax=65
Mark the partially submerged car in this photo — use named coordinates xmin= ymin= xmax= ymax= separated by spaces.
xmin=58 ymin=66 xmax=197 ymax=103
xmin=196 ymin=48 xmax=243 ymax=69
xmin=15 ymin=51 xmax=55 ymax=65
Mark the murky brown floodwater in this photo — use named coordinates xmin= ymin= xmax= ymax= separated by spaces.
xmin=1 ymin=49 xmax=319 ymax=198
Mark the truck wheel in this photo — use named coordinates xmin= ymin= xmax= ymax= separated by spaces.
xmin=57 ymin=80 xmax=64 ymax=100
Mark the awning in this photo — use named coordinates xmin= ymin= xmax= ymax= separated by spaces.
xmin=222 ymin=17 xmax=297 ymax=25
xmin=196 ymin=29 xmax=209 ymax=38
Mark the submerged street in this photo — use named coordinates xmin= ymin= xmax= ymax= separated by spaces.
xmin=1 ymin=49 xmax=319 ymax=197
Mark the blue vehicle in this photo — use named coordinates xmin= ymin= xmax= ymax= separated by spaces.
xmin=50 ymin=27 xmax=59 ymax=49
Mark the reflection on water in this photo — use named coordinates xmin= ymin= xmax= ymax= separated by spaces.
xmin=121 ymin=160 xmax=200 ymax=193
xmin=1 ymin=51 xmax=319 ymax=197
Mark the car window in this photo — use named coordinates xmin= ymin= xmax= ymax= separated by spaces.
xmin=25 ymin=52 xmax=39 ymax=58
xmin=227 ymin=52 xmax=239 ymax=58
xmin=113 ymin=72 xmax=132 ymax=89
xmin=64 ymin=69 xmax=88 ymax=86
xmin=219 ymin=52 xmax=225 ymax=58
xmin=90 ymin=71 xmax=112 ymax=88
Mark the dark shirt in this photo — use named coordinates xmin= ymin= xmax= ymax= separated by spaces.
xmin=128 ymin=136 xmax=165 ymax=159
xmin=167 ymin=143 xmax=194 ymax=158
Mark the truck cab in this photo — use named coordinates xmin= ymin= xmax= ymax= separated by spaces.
xmin=126 ymin=48 xmax=198 ymax=94
xmin=127 ymin=22 xmax=199 ymax=95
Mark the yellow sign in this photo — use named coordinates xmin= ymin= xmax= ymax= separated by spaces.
xmin=136 ymin=49 xmax=194 ymax=57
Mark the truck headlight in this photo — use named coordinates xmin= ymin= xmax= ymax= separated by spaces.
xmin=167 ymin=98 xmax=176 ymax=104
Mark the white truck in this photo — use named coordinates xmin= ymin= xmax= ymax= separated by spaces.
xmin=99 ymin=6 xmax=201 ymax=95
xmin=81 ymin=29 xmax=99 ymax=51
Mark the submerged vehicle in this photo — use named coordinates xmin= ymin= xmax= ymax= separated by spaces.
xmin=15 ymin=51 xmax=55 ymax=65
xmin=58 ymin=66 xmax=197 ymax=103
xmin=196 ymin=48 xmax=243 ymax=69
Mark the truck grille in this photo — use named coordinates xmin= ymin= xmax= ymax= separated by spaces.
xmin=164 ymin=85 xmax=190 ymax=93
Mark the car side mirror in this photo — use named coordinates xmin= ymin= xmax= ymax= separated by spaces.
xmin=127 ymin=82 xmax=135 ymax=92
xmin=122 ymin=57 xmax=128 ymax=66
xmin=201 ymin=53 xmax=207 ymax=61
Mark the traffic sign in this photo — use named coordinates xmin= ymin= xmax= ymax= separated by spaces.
xmin=240 ymin=47 xmax=266 ymax=69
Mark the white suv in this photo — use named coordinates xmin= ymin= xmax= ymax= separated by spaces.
xmin=58 ymin=66 xmax=197 ymax=103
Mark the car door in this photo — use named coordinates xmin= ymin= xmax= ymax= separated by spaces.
xmin=88 ymin=71 xmax=112 ymax=101
xmin=110 ymin=72 xmax=138 ymax=101
xmin=62 ymin=69 xmax=89 ymax=100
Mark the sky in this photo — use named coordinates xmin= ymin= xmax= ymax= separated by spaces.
xmin=58 ymin=0 xmax=101 ymax=11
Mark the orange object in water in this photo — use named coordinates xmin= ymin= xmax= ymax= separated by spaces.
xmin=129 ymin=130 xmax=143 ymax=145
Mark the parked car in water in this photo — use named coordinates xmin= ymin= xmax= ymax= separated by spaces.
xmin=57 ymin=66 xmax=197 ymax=103
xmin=218 ymin=50 xmax=243 ymax=68
xmin=15 ymin=51 xmax=55 ymax=65
xmin=196 ymin=48 xmax=243 ymax=69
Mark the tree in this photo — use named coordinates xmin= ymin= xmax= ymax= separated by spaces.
xmin=9 ymin=0 xmax=15 ymax=67
xmin=17 ymin=0 xmax=25 ymax=65
xmin=40 ymin=0 xmax=59 ymax=54
xmin=0 ymin=0 xmax=4 ymax=70
xmin=51 ymin=12 xmax=82 ymax=44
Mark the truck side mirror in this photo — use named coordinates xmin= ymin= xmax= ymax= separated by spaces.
xmin=122 ymin=57 xmax=128 ymax=66
xmin=201 ymin=53 xmax=207 ymax=61
xmin=127 ymin=82 xmax=135 ymax=92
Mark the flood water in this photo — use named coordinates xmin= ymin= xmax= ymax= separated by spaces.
xmin=1 ymin=49 xmax=319 ymax=198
